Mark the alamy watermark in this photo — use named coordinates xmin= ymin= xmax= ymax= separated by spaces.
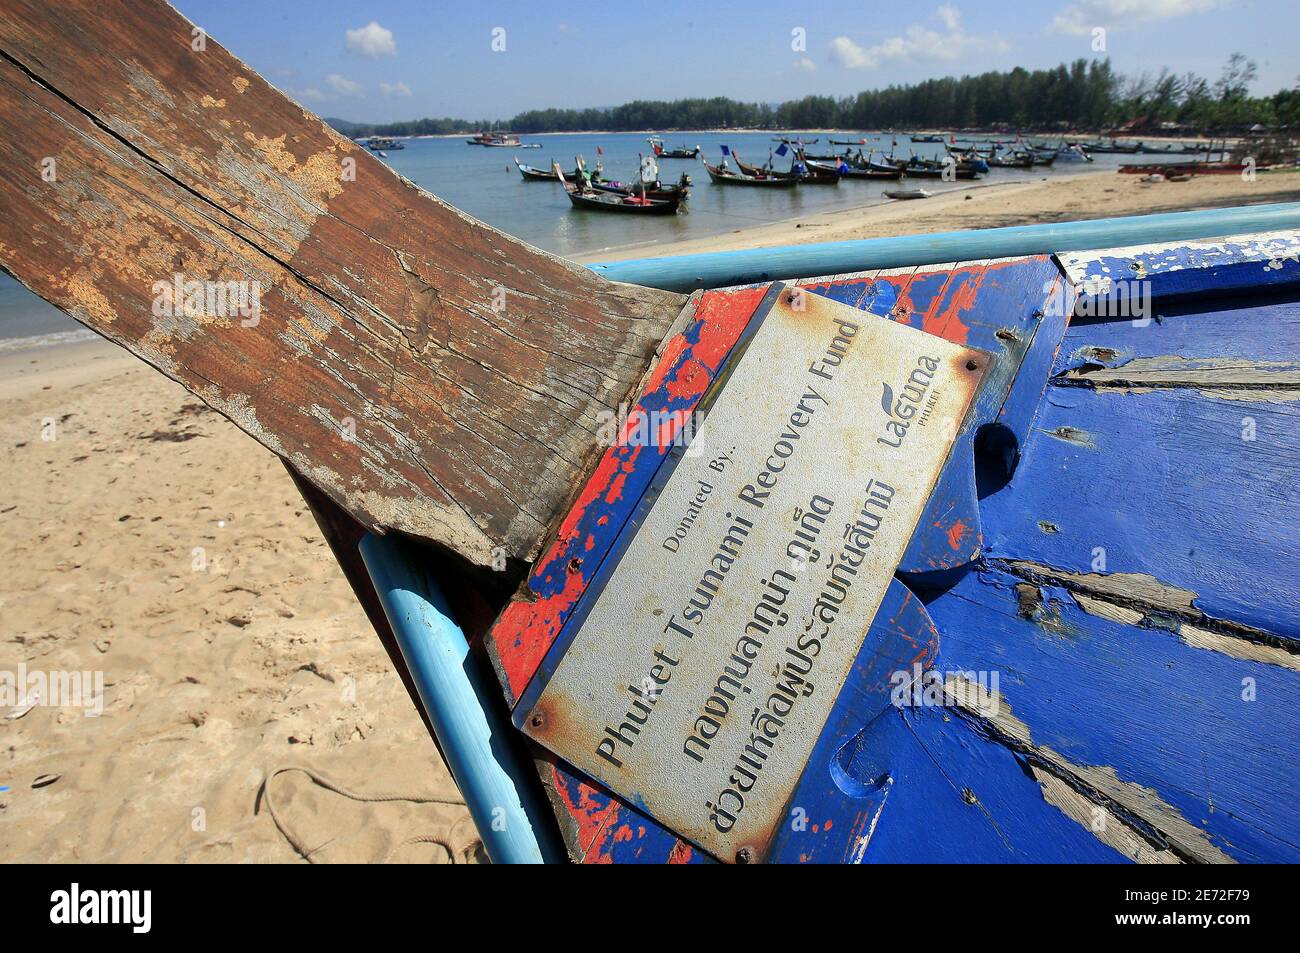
xmin=890 ymin=663 xmax=1001 ymax=714
xmin=595 ymin=403 xmax=703 ymax=451
xmin=151 ymin=273 xmax=261 ymax=327
xmin=2 ymin=663 xmax=103 ymax=717
xmin=1046 ymin=276 xmax=1153 ymax=324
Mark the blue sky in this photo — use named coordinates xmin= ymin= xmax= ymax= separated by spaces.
xmin=173 ymin=0 xmax=1299 ymax=122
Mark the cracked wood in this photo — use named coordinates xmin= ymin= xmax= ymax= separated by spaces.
xmin=0 ymin=0 xmax=686 ymax=565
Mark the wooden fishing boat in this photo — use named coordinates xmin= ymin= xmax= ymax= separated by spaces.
xmin=987 ymin=152 xmax=1035 ymax=169
xmin=807 ymin=159 xmax=901 ymax=181
xmin=468 ymin=131 xmax=522 ymax=147
xmin=733 ymin=151 xmax=838 ymax=184
xmin=647 ymin=137 xmax=700 ymax=159
xmin=514 ymin=156 xmax=605 ymax=184
xmin=514 ymin=157 xmax=564 ymax=181
xmin=591 ymin=172 xmax=692 ymax=201
xmin=555 ymin=162 xmax=681 ymax=213
xmin=8 ymin=0 xmax=1300 ymax=873
xmin=902 ymin=158 xmax=982 ymax=180
xmin=702 ymin=159 xmax=798 ymax=187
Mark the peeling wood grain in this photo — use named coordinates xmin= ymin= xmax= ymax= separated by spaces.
xmin=944 ymin=675 xmax=1235 ymax=864
xmin=0 ymin=0 xmax=686 ymax=566
xmin=1006 ymin=558 xmax=1299 ymax=655
xmin=1031 ymin=767 xmax=1180 ymax=864
xmin=1069 ymin=593 xmax=1300 ymax=671
xmin=1057 ymin=355 xmax=1300 ymax=399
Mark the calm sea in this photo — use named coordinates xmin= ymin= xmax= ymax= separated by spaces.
xmin=0 ymin=130 xmax=1123 ymax=345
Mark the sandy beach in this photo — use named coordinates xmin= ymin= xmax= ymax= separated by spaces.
xmin=2 ymin=168 xmax=1297 ymax=862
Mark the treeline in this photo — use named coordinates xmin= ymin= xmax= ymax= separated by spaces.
xmin=332 ymin=56 xmax=1298 ymax=137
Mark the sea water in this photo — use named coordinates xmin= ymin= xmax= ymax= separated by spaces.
xmin=0 ymin=130 xmax=1123 ymax=345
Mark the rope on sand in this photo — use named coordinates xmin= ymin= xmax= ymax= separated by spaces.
xmin=257 ymin=765 xmax=480 ymax=864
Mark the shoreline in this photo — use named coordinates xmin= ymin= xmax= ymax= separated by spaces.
xmin=577 ymin=168 xmax=1299 ymax=264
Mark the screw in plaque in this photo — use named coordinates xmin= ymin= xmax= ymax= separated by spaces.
xmin=735 ymin=846 xmax=755 ymax=864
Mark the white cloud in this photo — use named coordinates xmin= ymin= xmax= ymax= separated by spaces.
xmin=298 ymin=74 xmax=362 ymax=103
xmin=380 ymin=81 xmax=412 ymax=97
xmin=326 ymin=73 xmax=362 ymax=96
xmin=794 ymin=57 xmax=817 ymax=72
xmin=1052 ymin=0 xmax=1228 ymax=35
xmin=831 ymin=7 xmax=1007 ymax=70
xmin=346 ymin=21 xmax=396 ymax=57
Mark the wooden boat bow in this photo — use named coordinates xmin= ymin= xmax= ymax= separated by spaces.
xmin=0 ymin=0 xmax=686 ymax=569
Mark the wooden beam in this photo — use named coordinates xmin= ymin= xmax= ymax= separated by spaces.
xmin=0 ymin=0 xmax=686 ymax=566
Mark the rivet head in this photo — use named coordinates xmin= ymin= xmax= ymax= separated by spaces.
xmin=529 ymin=712 xmax=544 ymax=729
xmin=735 ymin=846 xmax=755 ymax=864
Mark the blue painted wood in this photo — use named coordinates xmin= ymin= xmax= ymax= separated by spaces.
xmin=589 ymin=204 xmax=1300 ymax=292
xmin=1054 ymin=292 xmax=1300 ymax=375
xmin=926 ymin=565 xmax=1300 ymax=863
xmin=979 ymin=386 xmax=1300 ymax=642
xmin=1060 ymin=231 xmax=1300 ymax=309
xmin=766 ymin=578 xmax=1129 ymax=863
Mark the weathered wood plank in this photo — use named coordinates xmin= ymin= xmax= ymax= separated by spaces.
xmin=0 ymin=0 xmax=686 ymax=566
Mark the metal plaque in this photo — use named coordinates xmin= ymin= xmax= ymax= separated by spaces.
xmin=523 ymin=286 xmax=985 ymax=862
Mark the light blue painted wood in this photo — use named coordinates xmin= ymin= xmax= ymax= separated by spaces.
xmin=359 ymin=533 xmax=562 ymax=864
xmin=589 ymin=203 xmax=1300 ymax=291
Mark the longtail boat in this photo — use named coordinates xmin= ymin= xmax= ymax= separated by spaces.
xmin=807 ymin=159 xmax=902 ymax=181
xmin=592 ymin=172 xmax=692 ymax=201
xmin=647 ymin=137 xmax=700 ymax=159
xmin=702 ymin=159 xmax=798 ymax=187
xmin=555 ymin=162 xmax=682 ymax=213
xmin=4 ymin=0 xmax=1300 ymax=870
xmin=987 ymin=151 xmax=1035 ymax=168
xmin=733 ymin=150 xmax=839 ymax=184
xmin=901 ymin=157 xmax=983 ymax=180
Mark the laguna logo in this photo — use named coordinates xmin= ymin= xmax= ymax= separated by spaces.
xmin=877 ymin=355 xmax=941 ymax=447
xmin=49 ymin=883 xmax=151 ymax=933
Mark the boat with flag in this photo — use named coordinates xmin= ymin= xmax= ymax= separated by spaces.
xmin=733 ymin=144 xmax=839 ymax=184
xmin=555 ymin=160 xmax=683 ymax=213
xmin=647 ymin=136 xmax=700 ymax=159
xmin=703 ymin=147 xmax=798 ymax=187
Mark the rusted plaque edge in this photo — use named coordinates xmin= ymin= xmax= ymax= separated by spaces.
xmin=518 ymin=284 xmax=986 ymax=862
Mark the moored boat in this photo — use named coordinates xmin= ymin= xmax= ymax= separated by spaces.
xmin=514 ymin=156 xmax=605 ymax=184
xmin=702 ymin=158 xmax=798 ymax=187
xmin=807 ymin=158 xmax=902 ymax=181
xmin=592 ymin=172 xmax=692 ymax=201
xmin=733 ymin=150 xmax=838 ymax=184
xmin=468 ymin=131 xmax=522 ymax=147
xmin=648 ymin=137 xmax=700 ymax=159
xmin=555 ymin=161 xmax=682 ymax=213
